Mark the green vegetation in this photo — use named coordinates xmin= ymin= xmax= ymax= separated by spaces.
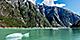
xmin=0 ymin=17 xmax=25 ymax=27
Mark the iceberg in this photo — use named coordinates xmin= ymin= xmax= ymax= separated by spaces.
xmin=6 ymin=33 xmax=29 ymax=40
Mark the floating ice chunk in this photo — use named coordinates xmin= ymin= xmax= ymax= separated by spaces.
xmin=23 ymin=33 xmax=29 ymax=37
xmin=6 ymin=33 xmax=29 ymax=40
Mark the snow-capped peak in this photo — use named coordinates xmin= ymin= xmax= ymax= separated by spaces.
xmin=28 ymin=0 xmax=36 ymax=5
xmin=41 ymin=0 xmax=66 ymax=7
xmin=28 ymin=0 xmax=66 ymax=7
xmin=42 ymin=0 xmax=55 ymax=6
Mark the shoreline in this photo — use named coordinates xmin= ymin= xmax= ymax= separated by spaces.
xmin=0 ymin=27 xmax=80 ymax=30
xmin=0 ymin=27 xmax=71 ymax=30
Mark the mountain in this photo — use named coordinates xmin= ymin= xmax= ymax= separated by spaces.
xmin=0 ymin=0 xmax=80 ymax=27
xmin=0 ymin=0 xmax=53 ymax=27
xmin=37 ymin=4 xmax=80 ymax=27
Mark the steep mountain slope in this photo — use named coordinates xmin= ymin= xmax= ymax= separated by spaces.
xmin=0 ymin=0 xmax=80 ymax=27
xmin=0 ymin=0 xmax=55 ymax=27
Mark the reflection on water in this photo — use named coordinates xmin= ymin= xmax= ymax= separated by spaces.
xmin=0 ymin=29 xmax=80 ymax=40
xmin=72 ymin=29 xmax=80 ymax=40
xmin=28 ymin=29 xmax=72 ymax=40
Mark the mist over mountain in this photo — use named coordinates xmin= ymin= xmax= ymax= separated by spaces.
xmin=0 ymin=0 xmax=80 ymax=27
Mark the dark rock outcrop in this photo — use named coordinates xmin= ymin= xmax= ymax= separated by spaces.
xmin=71 ymin=20 xmax=80 ymax=27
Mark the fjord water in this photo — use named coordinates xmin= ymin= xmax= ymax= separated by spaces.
xmin=0 ymin=29 xmax=80 ymax=40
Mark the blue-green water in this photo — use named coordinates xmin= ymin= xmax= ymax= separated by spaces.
xmin=0 ymin=29 xmax=80 ymax=40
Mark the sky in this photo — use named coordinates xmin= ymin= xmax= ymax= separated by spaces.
xmin=36 ymin=0 xmax=80 ymax=15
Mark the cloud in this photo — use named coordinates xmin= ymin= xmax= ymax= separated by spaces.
xmin=28 ymin=0 xmax=66 ymax=7
xmin=54 ymin=0 xmax=57 ymax=1
xmin=55 ymin=4 xmax=66 ymax=7
xmin=42 ymin=0 xmax=55 ymax=6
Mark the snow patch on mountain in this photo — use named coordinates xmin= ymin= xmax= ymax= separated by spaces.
xmin=28 ymin=0 xmax=36 ymax=5
xmin=27 ymin=0 xmax=66 ymax=7
xmin=43 ymin=0 xmax=66 ymax=7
